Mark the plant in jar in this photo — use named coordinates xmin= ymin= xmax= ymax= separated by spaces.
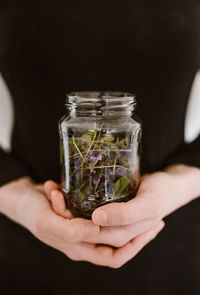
xmin=59 ymin=92 xmax=141 ymax=219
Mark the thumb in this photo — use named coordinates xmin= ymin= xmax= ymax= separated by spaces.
xmin=44 ymin=180 xmax=60 ymax=200
xmin=50 ymin=190 xmax=73 ymax=219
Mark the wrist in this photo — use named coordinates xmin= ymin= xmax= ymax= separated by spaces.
xmin=164 ymin=163 xmax=200 ymax=203
xmin=0 ymin=176 xmax=34 ymax=220
xmin=164 ymin=163 xmax=200 ymax=175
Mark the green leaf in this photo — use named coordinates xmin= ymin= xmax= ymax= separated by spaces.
xmin=114 ymin=176 xmax=130 ymax=195
xmin=78 ymin=191 xmax=87 ymax=200
xmin=121 ymin=156 xmax=128 ymax=167
xmin=83 ymin=129 xmax=97 ymax=139
xmin=73 ymin=180 xmax=87 ymax=192
xmin=81 ymin=134 xmax=92 ymax=145
xmin=69 ymin=137 xmax=82 ymax=149
xmin=68 ymin=138 xmax=77 ymax=152
xmin=69 ymin=184 xmax=74 ymax=191
xmin=118 ymin=138 xmax=126 ymax=148
xmin=75 ymin=139 xmax=82 ymax=149
xmin=103 ymin=133 xmax=115 ymax=142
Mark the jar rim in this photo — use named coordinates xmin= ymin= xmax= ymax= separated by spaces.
xmin=66 ymin=91 xmax=136 ymax=103
xmin=66 ymin=91 xmax=136 ymax=115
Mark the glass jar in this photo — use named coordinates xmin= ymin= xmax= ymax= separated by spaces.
xmin=59 ymin=91 xmax=142 ymax=219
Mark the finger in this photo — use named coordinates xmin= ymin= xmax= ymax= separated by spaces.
xmin=110 ymin=220 xmax=165 ymax=268
xmin=35 ymin=184 xmax=45 ymax=193
xmin=85 ymin=218 xmax=159 ymax=247
xmin=68 ymin=220 xmax=165 ymax=268
xmin=35 ymin=210 xmax=100 ymax=244
xmin=50 ymin=190 xmax=73 ymax=219
xmin=92 ymin=192 xmax=156 ymax=226
xmin=44 ymin=180 xmax=59 ymax=200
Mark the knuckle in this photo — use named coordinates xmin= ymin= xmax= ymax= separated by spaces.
xmin=65 ymin=220 xmax=88 ymax=243
xmin=110 ymin=260 xmax=124 ymax=269
xmin=147 ymin=195 xmax=162 ymax=220
xmin=112 ymin=239 xmax=127 ymax=248
xmin=149 ymin=225 xmax=162 ymax=240
xmin=153 ymin=202 xmax=163 ymax=220
xmin=65 ymin=225 xmax=77 ymax=243
xmin=146 ymin=230 xmax=157 ymax=242
xmin=80 ymin=224 xmax=88 ymax=240
xmin=33 ymin=213 xmax=46 ymax=236
xmin=67 ymin=253 xmax=80 ymax=262
xmin=119 ymin=203 xmax=129 ymax=224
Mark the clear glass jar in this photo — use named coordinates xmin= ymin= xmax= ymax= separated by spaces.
xmin=59 ymin=91 xmax=142 ymax=219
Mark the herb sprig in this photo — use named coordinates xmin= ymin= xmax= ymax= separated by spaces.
xmin=61 ymin=127 xmax=140 ymax=218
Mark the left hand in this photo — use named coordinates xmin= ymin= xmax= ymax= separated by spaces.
xmin=45 ymin=164 xmax=200 ymax=248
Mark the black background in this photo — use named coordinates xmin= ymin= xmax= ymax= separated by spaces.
xmin=0 ymin=1 xmax=200 ymax=294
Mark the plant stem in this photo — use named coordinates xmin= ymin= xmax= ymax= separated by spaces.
xmin=113 ymin=153 xmax=117 ymax=177
xmin=88 ymin=122 xmax=104 ymax=157
xmin=72 ymin=138 xmax=83 ymax=159
xmin=92 ymin=150 xmax=105 ymax=168
xmin=95 ymin=188 xmax=104 ymax=193
xmin=81 ymin=130 xmax=97 ymax=162
xmin=91 ymin=149 xmax=133 ymax=152
xmin=94 ymin=174 xmax=101 ymax=192
xmin=84 ymin=165 xmax=129 ymax=170
xmin=80 ymin=129 xmax=98 ymax=180
xmin=69 ymin=151 xmax=87 ymax=159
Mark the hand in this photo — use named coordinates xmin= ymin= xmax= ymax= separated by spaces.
xmin=46 ymin=164 xmax=200 ymax=252
xmin=89 ymin=164 xmax=200 ymax=247
xmin=0 ymin=177 xmax=164 ymax=268
xmin=44 ymin=181 xmax=165 ymax=266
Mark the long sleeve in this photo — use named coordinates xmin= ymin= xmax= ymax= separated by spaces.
xmin=0 ymin=147 xmax=31 ymax=187
xmin=163 ymin=135 xmax=200 ymax=169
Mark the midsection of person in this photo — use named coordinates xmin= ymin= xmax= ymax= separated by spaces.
xmin=0 ymin=1 xmax=200 ymax=294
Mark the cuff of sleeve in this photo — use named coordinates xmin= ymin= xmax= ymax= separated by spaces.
xmin=0 ymin=148 xmax=31 ymax=187
xmin=163 ymin=136 xmax=200 ymax=169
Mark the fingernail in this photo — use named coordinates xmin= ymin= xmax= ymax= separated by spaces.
xmin=86 ymin=224 xmax=99 ymax=236
xmin=93 ymin=210 xmax=107 ymax=224
xmin=51 ymin=190 xmax=57 ymax=200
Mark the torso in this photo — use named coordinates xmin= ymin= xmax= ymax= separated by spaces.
xmin=0 ymin=1 xmax=200 ymax=294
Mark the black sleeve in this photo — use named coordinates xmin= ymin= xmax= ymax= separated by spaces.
xmin=0 ymin=147 xmax=31 ymax=187
xmin=163 ymin=135 xmax=200 ymax=168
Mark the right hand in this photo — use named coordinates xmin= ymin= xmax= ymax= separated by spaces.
xmin=0 ymin=177 xmax=164 ymax=268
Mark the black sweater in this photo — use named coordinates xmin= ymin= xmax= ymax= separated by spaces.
xmin=0 ymin=1 xmax=200 ymax=294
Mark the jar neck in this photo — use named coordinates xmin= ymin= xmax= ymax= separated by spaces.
xmin=66 ymin=91 xmax=136 ymax=117
xmin=69 ymin=106 xmax=134 ymax=117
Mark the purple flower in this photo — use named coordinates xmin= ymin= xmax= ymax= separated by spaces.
xmin=120 ymin=152 xmax=127 ymax=158
xmin=109 ymin=152 xmax=115 ymax=161
xmin=74 ymin=157 xmax=82 ymax=167
xmin=93 ymin=173 xmax=99 ymax=182
xmin=108 ymin=183 xmax=114 ymax=194
xmin=88 ymin=153 xmax=102 ymax=163
xmin=96 ymin=154 xmax=102 ymax=161
xmin=87 ymin=155 xmax=95 ymax=162
xmin=98 ymin=183 xmax=104 ymax=190
xmin=107 ymin=169 xmax=113 ymax=176
xmin=120 ymin=151 xmax=132 ymax=159
xmin=116 ymin=167 xmax=127 ymax=176
xmin=77 ymin=169 xmax=81 ymax=176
